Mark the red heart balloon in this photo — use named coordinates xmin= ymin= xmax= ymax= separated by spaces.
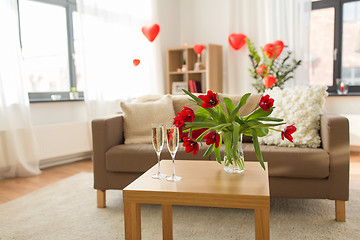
xmin=142 ymin=24 xmax=160 ymax=42
xmin=263 ymin=40 xmax=284 ymax=59
xmin=133 ymin=59 xmax=140 ymax=66
xmin=263 ymin=75 xmax=277 ymax=89
xmin=228 ymin=33 xmax=247 ymax=50
xmin=193 ymin=44 xmax=204 ymax=54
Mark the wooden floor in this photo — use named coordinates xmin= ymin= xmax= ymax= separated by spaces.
xmin=0 ymin=152 xmax=360 ymax=205
xmin=0 ymin=159 xmax=93 ymax=204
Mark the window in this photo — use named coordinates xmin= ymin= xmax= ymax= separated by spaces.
xmin=310 ymin=0 xmax=360 ymax=94
xmin=18 ymin=0 xmax=83 ymax=102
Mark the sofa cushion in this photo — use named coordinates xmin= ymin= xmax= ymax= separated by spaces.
xmin=208 ymin=143 xmax=329 ymax=179
xmin=258 ymin=86 xmax=328 ymax=148
xmin=120 ymin=95 xmax=175 ymax=144
xmin=106 ymin=144 xmax=212 ymax=173
xmin=172 ymin=94 xmax=201 ymax=114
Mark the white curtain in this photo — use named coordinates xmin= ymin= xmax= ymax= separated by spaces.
xmin=0 ymin=0 xmax=40 ymax=179
xmin=227 ymin=0 xmax=311 ymax=94
xmin=76 ymin=0 xmax=164 ymax=119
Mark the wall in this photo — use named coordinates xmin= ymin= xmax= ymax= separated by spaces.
xmin=29 ymin=0 xmax=182 ymax=167
xmin=324 ymin=96 xmax=360 ymax=146
xmin=29 ymin=1 xmax=359 ymax=168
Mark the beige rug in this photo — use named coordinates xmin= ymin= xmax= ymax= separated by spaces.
xmin=0 ymin=172 xmax=359 ymax=240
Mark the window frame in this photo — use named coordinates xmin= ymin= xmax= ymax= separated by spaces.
xmin=312 ymin=0 xmax=360 ymax=95
xmin=18 ymin=0 xmax=84 ymax=102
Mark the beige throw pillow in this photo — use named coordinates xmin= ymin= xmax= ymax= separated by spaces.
xmin=120 ymin=95 xmax=175 ymax=144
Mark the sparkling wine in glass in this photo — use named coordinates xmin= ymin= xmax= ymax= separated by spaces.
xmin=151 ymin=124 xmax=166 ymax=179
xmin=165 ymin=126 xmax=182 ymax=182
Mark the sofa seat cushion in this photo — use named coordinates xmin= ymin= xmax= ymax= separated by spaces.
xmin=240 ymin=143 xmax=329 ymax=179
xmin=106 ymin=144 xmax=211 ymax=173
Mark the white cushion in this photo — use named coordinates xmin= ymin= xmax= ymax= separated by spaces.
xmin=258 ymin=86 xmax=328 ymax=148
xmin=120 ymin=95 xmax=175 ymax=144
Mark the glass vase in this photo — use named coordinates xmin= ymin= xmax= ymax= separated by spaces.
xmin=223 ymin=134 xmax=245 ymax=174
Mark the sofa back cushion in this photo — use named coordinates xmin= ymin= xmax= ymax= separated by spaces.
xmin=120 ymin=95 xmax=175 ymax=144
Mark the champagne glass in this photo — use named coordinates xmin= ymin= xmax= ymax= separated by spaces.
xmin=165 ymin=125 xmax=182 ymax=182
xmin=151 ymin=124 xmax=166 ymax=179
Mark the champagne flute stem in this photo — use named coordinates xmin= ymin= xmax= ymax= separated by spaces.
xmin=157 ymin=152 xmax=161 ymax=175
xmin=172 ymin=156 xmax=176 ymax=177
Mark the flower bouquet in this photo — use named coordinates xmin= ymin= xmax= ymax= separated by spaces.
xmin=174 ymin=89 xmax=296 ymax=173
xmin=245 ymin=38 xmax=301 ymax=93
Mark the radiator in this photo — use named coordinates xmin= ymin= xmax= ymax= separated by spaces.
xmin=33 ymin=122 xmax=92 ymax=168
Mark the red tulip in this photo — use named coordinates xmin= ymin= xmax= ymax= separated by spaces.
xmin=256 ymin=65 xmax=268 ymax=76
xmin=203 ymin=131 xmax=220 ymax=148
xmin=281 ymin=124 xmax=297 ymax=142
xmin=198 ymin=90 xmax=219 ymax=108
xmin=263 ymin=75 xmax=277 ymax=89
xmin=183 ymin=137 xmax=199 ymax=155
xmin=263 ymin=40 xmax=284 ymax=59
xmin=259 ymin=94 xmax=274 ymax=111
xmin=174 ymin=107 xmax=195 ymax=128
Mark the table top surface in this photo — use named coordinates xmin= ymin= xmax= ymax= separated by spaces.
xmin=124 ymin=160 xmax=269 ymax=197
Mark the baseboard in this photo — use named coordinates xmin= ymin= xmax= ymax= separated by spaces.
xmin=39 ymin=151 xmax=92 ymax=169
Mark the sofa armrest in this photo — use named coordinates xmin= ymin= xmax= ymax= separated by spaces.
xmin=92 ymin=114 xmax=124 ymax=190
xmin=320 ymin=113 xmax=350 ymax=200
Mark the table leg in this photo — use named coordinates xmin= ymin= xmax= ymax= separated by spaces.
xmin=124 ymin=201 xmax=141 ymax=240
xmin=162 ymin=204 xmax=173 ymax=240
xmin=255 ymin=208 xmax=269 ymax=240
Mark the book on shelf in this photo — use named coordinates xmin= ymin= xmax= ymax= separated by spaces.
xmin=189 ymin=80 xmax=202 ymax=93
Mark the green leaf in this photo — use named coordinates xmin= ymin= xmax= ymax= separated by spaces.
xmin=232 ymin=122 xmax=240 ymax=159
xmin=223 ymin=97 xmax=235 ymax=115
xmin=257 ymin=117 xmax=284 ymax=122
xmin=194 ymin=114 xmax=209 ymax=122
xmin=254 ymin=127 xmax=269 ymax=137
xmin=214 ymin=134 xmax=222 ymax=164
xmin=203 ymin=143 xmax=214 ymax=157
xmin=229 ymin=93 xmax=251 ymax=122
xmin=250 ymin=129 xmax=266 ymax=170
xmin=185 ymin=121 xmax=218 ymax=128
xmin=224 ymin=132 xmax=233 ymax=164
xmin=182 ymin=89 xmax=203 ymax=105
xmin=245 ymin=107 xmax=273 ymax=121
xmin=211 ymin=123 xmax=232 ymax=131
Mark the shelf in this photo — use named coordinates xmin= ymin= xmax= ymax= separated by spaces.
xmin=169 ymin=71 xmax=186 ymax=75
xmin=166 ymin=44 xmax=223 ymax=94
xmin=188 ymin=70 xmax=206 ymax=74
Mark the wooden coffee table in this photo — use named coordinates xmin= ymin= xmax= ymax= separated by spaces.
xmin=123 ymin=160 xmax=269 ymax=240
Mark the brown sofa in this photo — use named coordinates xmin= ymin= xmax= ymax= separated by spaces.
xmin=91 ymin=94 xmax=349 ymax=221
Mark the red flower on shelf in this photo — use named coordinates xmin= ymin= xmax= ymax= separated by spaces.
xmin=256 ymin=65 xmax=268 ymax=76
xmin=263 ymin=75 xmax=277 ymax=89
xmin=183 ymin=137 xmax=199 ymax=155
xmin=198 ymin=90 xmax=219 ymax=108
xmin=174 ymin=107 xmax=195 ymax=128
xmin=203 ymin=131 xmax=220 ymax=148
xmin=259 ymin=94 xmax=274 ymax=112
xmin=281 ymin=124 xmax=297 ymax=142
